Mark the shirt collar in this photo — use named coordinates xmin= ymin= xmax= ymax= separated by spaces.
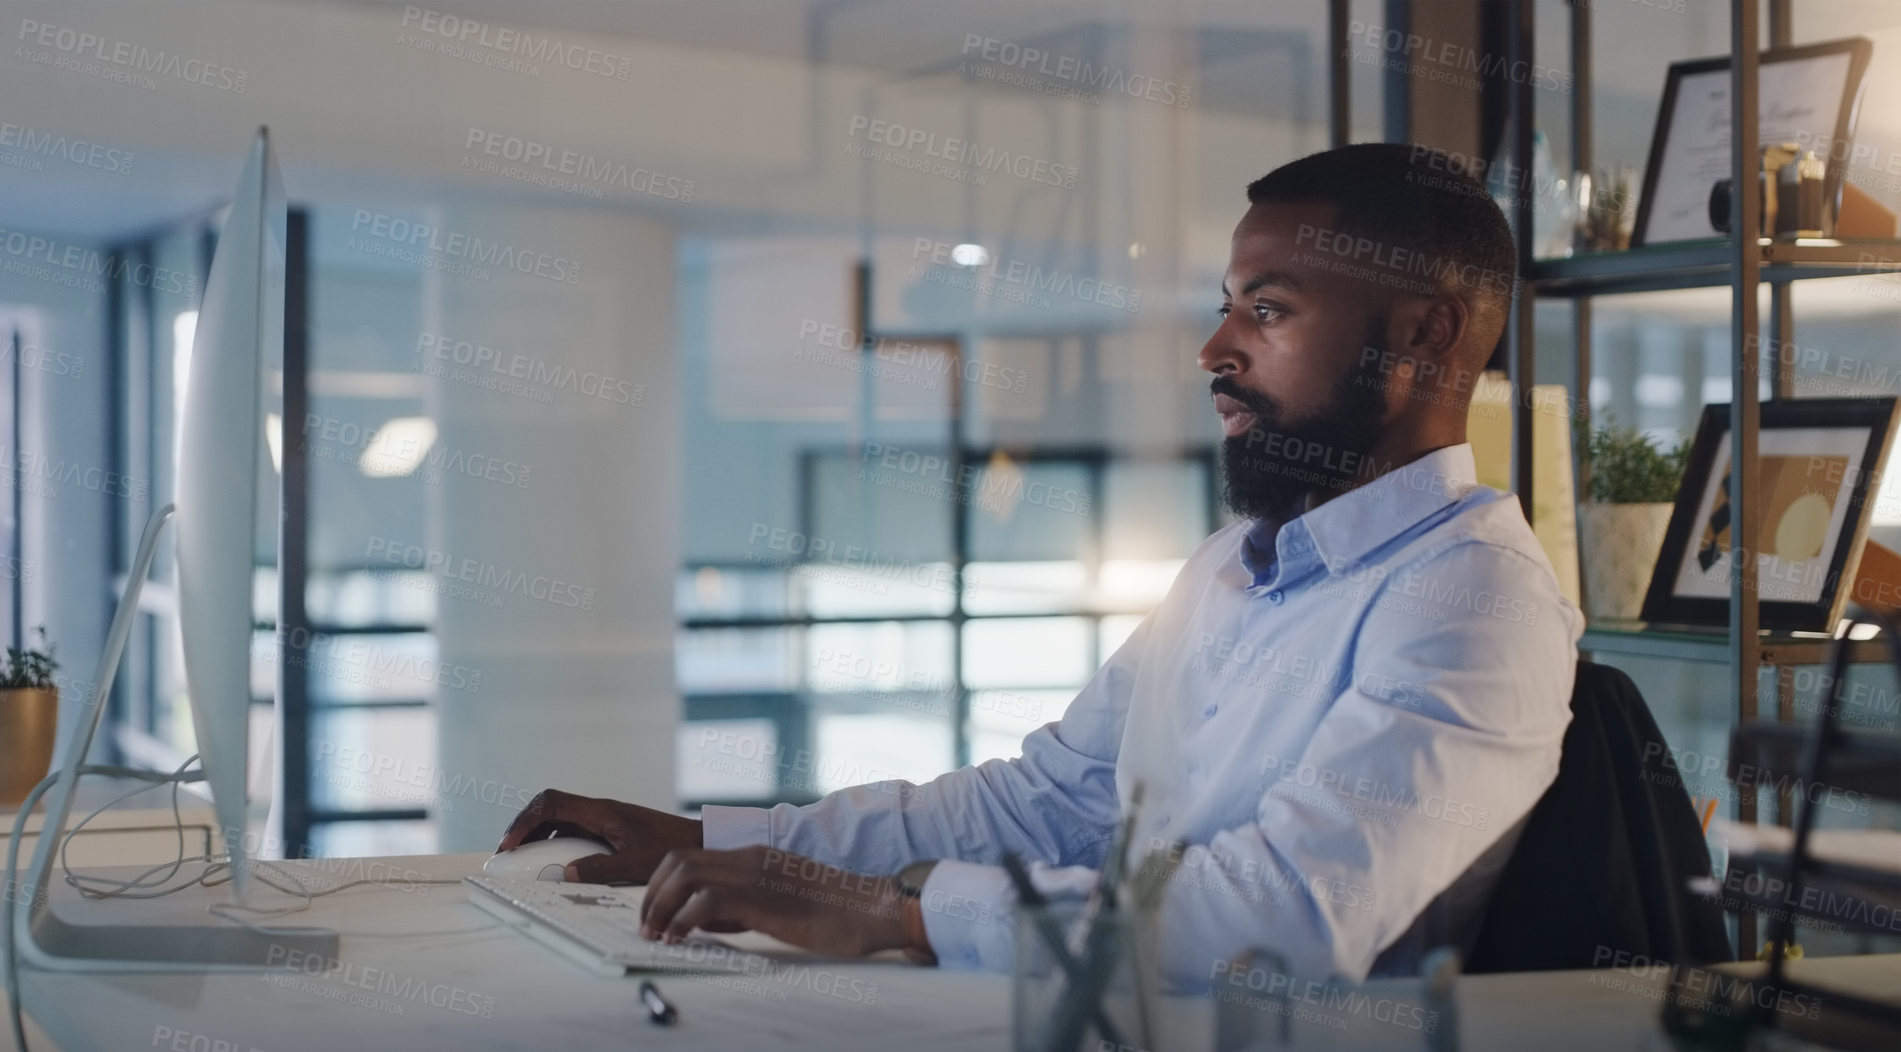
xmin=1237 ymin=443 xmax=1480 ymax=584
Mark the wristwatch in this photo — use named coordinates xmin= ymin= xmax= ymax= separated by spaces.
xmin=893 ymin=860 xmax=939 ymax=965
xmin=895 ymin=859 xmax=939 ymax=898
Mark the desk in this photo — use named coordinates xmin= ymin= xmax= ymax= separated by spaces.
xmin=11 ymin=852 xmax=1901 ymax=1051
xmin=2 ymin=778 xmax=218 ymax=871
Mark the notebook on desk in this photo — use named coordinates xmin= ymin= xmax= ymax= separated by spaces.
xmin=464 ymin=875 xmax=820 ymax=978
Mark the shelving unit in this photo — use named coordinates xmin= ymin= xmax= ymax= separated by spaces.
xmin=1502 ymin=0 xmax=1901 ymax=954
xmin=1660 ymin=626 xmax=1901 ymax=1047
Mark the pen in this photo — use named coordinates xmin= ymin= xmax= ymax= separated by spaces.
xmin=639 ymin=979 xmax=678 ymax=1026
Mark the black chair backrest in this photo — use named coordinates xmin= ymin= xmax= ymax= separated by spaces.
xmin=1465 ymin=660 xmax=1733 ymax=973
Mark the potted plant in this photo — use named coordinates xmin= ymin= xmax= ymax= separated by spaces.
xmin=1 ymin=627 xmax=60 ymax=809
xmin=1577 ymin=420 xmax=1690 ymax=622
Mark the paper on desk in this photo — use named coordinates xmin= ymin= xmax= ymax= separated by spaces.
xmin=1711 ymin=817 xmax=1901 ymax=876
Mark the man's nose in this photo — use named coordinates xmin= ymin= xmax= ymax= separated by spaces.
xmin=1198 ymin=326 xmax=1247 ymax=376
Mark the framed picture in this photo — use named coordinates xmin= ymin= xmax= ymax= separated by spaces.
xmin=1633 ymin=37 xmax=1873 ymax=246
xmin=1643 ymin=398 xmax=1900 ymax=631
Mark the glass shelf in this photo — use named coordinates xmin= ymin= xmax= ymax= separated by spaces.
xmin=1581 ymin=618 xmax=1892 ymax=666
xmin=1530 ymin=237 xmax=1901 ymax=297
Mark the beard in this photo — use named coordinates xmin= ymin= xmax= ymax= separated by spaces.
xmin=1217 ymin=318 xmax=1391 ymax=522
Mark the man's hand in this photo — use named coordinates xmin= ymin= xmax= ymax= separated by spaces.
xmin=495 ymin=789 xmax=701 ymax=884
xmin=638 ymin=846 xmax=912 ymax=959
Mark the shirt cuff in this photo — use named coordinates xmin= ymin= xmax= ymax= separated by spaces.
xmin=698 ymin=805 xmax=771 ymax=850
xmin=917 ymin=860 xmax=1017 ymax=972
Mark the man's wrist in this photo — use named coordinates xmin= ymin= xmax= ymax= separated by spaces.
xmin=891 ymin=860 xmax=939 ymax=964
xmin=661 ymin=811 xmax=703 ymax=851
xmin=900 ymin=894 xmax=937 ymax=965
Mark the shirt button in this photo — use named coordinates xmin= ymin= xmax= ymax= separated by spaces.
xmin=1202 ymin=704 xmax=1218 ymax=719
xmin=1266 ymin=590 xmax=1283 ymax=604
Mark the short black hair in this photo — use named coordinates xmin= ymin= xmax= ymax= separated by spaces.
xmin=1245 ymin=143 xmax=1517 ymax=321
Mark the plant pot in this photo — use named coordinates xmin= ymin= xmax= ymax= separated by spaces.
xmin=1577 ymin=502 xmax=1675 ymax=622
xmin=0 ymin=687 xmax=58 ymax=809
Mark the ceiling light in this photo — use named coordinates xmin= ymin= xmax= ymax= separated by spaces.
xmin=358 ymin=417 xmax=438 ymax=478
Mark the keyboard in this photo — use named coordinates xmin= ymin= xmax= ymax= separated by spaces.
xmin=464 ymin=875 xmax=777 ymax=977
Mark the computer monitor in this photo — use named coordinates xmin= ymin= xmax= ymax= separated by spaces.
xmin=9 ymin=128 xmax=337 ymax=970
xmin=174 ymin=124 xmax=283 ymax=906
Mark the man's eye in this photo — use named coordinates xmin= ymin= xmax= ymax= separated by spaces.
xmin=1254 ymin=305 xmax=1284 ymax=322
xmin=1215 ymin=305 xmax=1231 ymax=319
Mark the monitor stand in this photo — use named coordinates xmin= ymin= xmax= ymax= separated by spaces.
xmin=7 ymin=505 xmax=338 ymax=973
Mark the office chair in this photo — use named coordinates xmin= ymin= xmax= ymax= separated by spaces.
xmin=1464 ymin=660 xmax=1734 ymax=973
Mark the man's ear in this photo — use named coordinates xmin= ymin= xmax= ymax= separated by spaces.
xmin=1391 ymin=295 xmax=1468 ymax=363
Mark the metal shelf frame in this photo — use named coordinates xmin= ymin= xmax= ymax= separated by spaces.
xmin=1500 ymin=0 xmax=1901 ymax=950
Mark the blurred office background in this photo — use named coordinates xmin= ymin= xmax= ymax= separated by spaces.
xmin=2 ymin=0 xmax=1899 ymax=891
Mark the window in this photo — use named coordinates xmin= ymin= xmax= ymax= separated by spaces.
xmin=105 ymin=224 xmax=211 ymax=768
xmin=101 ymin=208 xmax=449 ymax=857
xmin=676 ymin=423 xmax=1218 ymax=805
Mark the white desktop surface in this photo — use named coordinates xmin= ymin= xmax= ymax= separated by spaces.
xmin=11 ymin=852 xmax=1901 ymax=1051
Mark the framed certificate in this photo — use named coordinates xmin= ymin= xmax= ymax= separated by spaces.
xmin=1633 ymin=37 xmax=1872 ymax=246
xmin=1642 ymin=397 xmax=1900 ymax=631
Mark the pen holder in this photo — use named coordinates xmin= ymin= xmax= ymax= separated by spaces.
xmin=1012 ymin=900 xmax=1158 ymax=1052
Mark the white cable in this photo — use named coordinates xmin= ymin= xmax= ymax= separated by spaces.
xmin=6 ymin=761 xmax=474 ymax=1051
xmin=60 ymin=755 xmax=201 ymax=901
xmin=54 ymin=759 xmax=461 ymax=912
xmin=6 ymin=771 xmax=60 ymax=1052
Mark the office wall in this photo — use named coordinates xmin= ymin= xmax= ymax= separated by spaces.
xmin=423 ymin=204 xmax=680 ymax=851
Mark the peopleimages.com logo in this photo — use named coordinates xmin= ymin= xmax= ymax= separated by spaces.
xmin=415 ymin=331 xmax=642 ymax=406
xmin=909 ymin=238 xmax=1140 ymax=313
xmin=0 ymin=120 xmax=134 ymax=175
xmin=959 ymin=34 xmax=1192 ymax=107
xmin=364 ymin=536 xmax=596 ymax=611
xmin=265 ymin=943 xmax=496 ymax=1018
xmin=348 ymin=211 xmax=582 ymax=285
xmin=0 ymin=341 xmax=83 ymax=379
xmin=462 ymin=127 xmax=694 ymax=201
xmin=847 ymin=115 xmax=1078 ymax=189
xmin=796 ymin=320 xmax=1027 ymax=394
xmin=16 ymin=19 xmax=248 ymax=93
xmin=398 ymin=6 xmax=631 ymax=79
xmin=0 ymin=228 xmax=195 ymax=296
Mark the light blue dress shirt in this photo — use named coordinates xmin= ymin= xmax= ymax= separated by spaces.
xmin=704 ymin=443 xmax=1582 ymax=988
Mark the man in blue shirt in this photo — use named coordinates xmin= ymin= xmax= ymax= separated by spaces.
xmin=499 ymin=143 xmax=1582 ymax=985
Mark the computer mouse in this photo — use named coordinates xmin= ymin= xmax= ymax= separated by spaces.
xmin=482 ymin=836 xmax=613 ymax=882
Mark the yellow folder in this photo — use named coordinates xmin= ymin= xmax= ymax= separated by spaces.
xmin=1467 ymin=371 xmax=1582 ymax=606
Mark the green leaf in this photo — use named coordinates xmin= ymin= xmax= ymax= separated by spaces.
xmin=1580 ymin=417 xmax=1690 ymax=504
xmin=1 ymin=626 xmax=58 ymax=689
